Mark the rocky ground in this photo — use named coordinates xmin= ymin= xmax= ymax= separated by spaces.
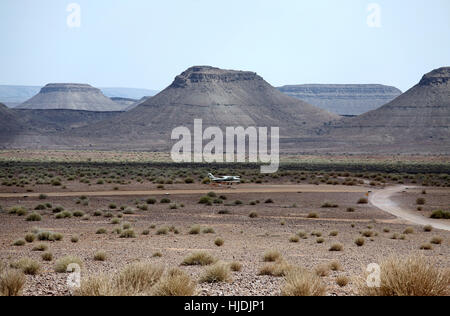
xmin=0 ymin=181 xmax=448 ymax=296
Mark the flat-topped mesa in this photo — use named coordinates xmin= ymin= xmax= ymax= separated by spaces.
xmin=39 ymin=83 xmax=102 ymax=94
xmin=170 ymin=66 xmax=261 ymax=88
xmin=319 ymin=66 xmax=450 ymax=152
xmin=65 ymin=65 xmax=339 ymax=149
xmin=419 ymin=67 xmax=450 ymax=87
xmin=18 ymin=83 xmax=126 ymax=112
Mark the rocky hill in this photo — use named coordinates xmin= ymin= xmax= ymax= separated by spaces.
xmin=316 ymin=67 xmax=450 ymax=153
xmin=0 ymin=102 xmax=26 ymax=146
xmin=111 ymin=97 xmax=138 ymax=109
xmin=278 ymin=84 xmax=402 ymax=115
xmin=17 ymin=83 xmax=126 ymax=112
xmin=63 ymin=66 xmax=339 ymax=150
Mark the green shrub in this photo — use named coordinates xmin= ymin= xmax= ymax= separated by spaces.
xmin=199 ymin=196 xmax=211 ymax=204
xmin=42 ymin=252 xmax=53 ymax=262
xmin=120 ymin=229 xmax=136 ymax=238
xmin=430 ymin=210 xmax=450 ymax=219
xmin=24 ymin=234 xmax=35 ymax=243
xmin=26 ymin=213 xmax=41 ymax=222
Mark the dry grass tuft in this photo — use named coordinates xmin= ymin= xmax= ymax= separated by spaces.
xmin=229 ymin=261 xmax=242 ymax=272
xmin=42 ymin=252 xmax=53 ymax=262
xmin=263 ymin=250 xmax=282 ymax=262
xmin=115 ymin=262 xmax=164 ymax=294
xmin=189 ymin=225 xmax=201 ymax=235
xmin=214 ymin=238 xmax=224 ymax=247
xmin=54 ymin=256 xmax=83 ymax=273
xmin=329 ymin=244 xmax=344 ymax=252
xmin=75 ymin=264 xmax=195 ymax=296
xmin=281 ymin=268 xmax=326 ymax=296
xmin=420 ymin=244 xmax=433 ymax=251
xmin=10 ymin=258 xmax=40 ymax=275
xmin=259 ymin=260 xmax=294 ymax=277
xmin=94 ymin=252 xmax=107 ymax=262
xmin=74 ymin=274 xmax=115 ymax=296
xmin=329 ymin=261 xmax=342 ymax=271
xmin=151 ymin=268 xmax=196 ymax=296
xmin=357 ymin=256 xmax=450 ymax=296
xmin=430 ymin=237 xmax=443 ymax=245
xmin=315 ymin=264 xmax=330 ymax=277
xmin=336 ymin=276 xmax=350 ymax=288
xmin=200 ymin=262 xmax=232 ymax=283
xmin=355 ymin=237 xmax=365 ymax=247
xmin=403 ymin=227 xmax=415 ymax=235
xmin=0 ymin=269 xmax=25 ymax=296
xmin=182 ymin=252 xmax=217 ymax=266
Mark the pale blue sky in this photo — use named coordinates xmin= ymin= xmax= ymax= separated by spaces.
xmin=0 ymin=0 xmax=449 ymax=91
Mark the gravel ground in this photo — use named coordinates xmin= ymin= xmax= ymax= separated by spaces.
xmin=0 ymin=183 xmax=448 ymax=296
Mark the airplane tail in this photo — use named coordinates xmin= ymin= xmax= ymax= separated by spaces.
xmin=208 ymin=173 xmax=215 ymax=179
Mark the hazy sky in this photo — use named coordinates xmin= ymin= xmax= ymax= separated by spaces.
xmin=0 ymin=0 xmax=449 ymax=91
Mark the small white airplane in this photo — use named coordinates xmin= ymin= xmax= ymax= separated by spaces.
xmin=208 ymin=173 xmax=241 ymax=184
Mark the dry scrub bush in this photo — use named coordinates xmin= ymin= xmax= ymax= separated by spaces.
xmin=230 ymin=262 xmax=242 ymax=272
xmin=403 ymin=227 xmax=415 ymax=235
xmin=259 ymin=260 xmax=294 ymax=277
xmin=54 ymin=256 xmax=83 ymax=273
xmin=329 ymin=261 xmax=342 ymax=271
xmin=200 ymin=262 xmax=232 ymax=284
xmin=0 ymin=269 xmax=25 ymax=296
xmin=115 ymin=262 xmax=164 ymax=295
xmin=263 ymin=250 xmax=281 ymax=262
xmin=189 ymin=225 xmax=201 ymax=235
xmin=357 ymin=256 xmax=449 ymax=296
xmin=10 ymin=258 xmax=40 ymax=275
xmin=336 ymin=276 xmax=350 ymax=288
xmin=431 ymin=237 xmax=443 ymax=245
xmin=75 ymin=263 xmax=195 ymax=296
xmin=315 ymin=265 xmax=330 ymax=277
xmin=151 ymin=268 xmax=196 ymax=296
xmin=329 ymin=244 xmax=344 ymax=252
xmin=182 ymin=252 xmax=217 ymax=266
xmin=214 ymin=238 xmax=224 ymax=247
xmin=281 ymin=268 xmax=326 ymax=296
xmin=94 ymin=252 xmax=107 ymax=261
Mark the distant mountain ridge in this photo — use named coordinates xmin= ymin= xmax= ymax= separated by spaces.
xmin=17 ymin=83 xmax=125 ymax=112
xmin=1 ymin=67 xmax=449 ymax=154
xmin=278 ymin=84 xmax=402 ymax=115
xmin=58 ymin=66 xmax=339 ymax=150
xmin=316 ymin=67 xmax=450 ymax=153
xmin=0 ymin=85 xmax=158 ymax=107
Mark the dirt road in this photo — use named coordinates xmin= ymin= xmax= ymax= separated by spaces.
xmin=369 ymin=185 xmax=450 ymax=231
xmin=0 ymin=184 xmax=368 ymax=199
